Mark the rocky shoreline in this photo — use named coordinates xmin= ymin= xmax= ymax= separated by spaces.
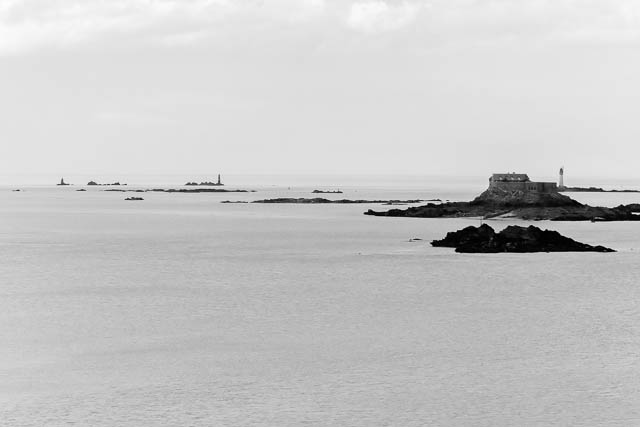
xmin=431 ymin=224 xmax=615 ymax=253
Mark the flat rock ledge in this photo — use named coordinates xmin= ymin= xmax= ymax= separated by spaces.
xmin=431 ymin=224 xmax=615 ymax=253
xmin=252 ymin=198 xmax=435 ymax=204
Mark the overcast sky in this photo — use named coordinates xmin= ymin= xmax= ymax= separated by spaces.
xmin=1 ymin=0 xmax=639 ymax=179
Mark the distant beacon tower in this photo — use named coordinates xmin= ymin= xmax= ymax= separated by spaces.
xmin=559 ymin=167 xmax=565 ymax=189
xmin=217 ymin=174 xmax=222 ymax=185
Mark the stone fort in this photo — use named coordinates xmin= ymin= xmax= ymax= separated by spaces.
xmin=489 ymin=173 xmax=558 ymax=193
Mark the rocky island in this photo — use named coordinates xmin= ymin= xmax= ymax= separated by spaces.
xmin=185 ymin=174 xmax=224 ymax=186
xmin=431 ymin=224 xmax=615 ymax=253
xmin=365 ymin=173 xmax=640 ymax=221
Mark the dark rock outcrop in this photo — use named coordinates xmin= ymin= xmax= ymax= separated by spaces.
xmin=431 ymin=224 xmax=615 ymax=253
xmin=470 ymin=187 xmax=580 ymax=208
xmin=125 ymin=197 xmax=144 ymax=201
xmin=88 ymin=181 xmax=124 ymax=186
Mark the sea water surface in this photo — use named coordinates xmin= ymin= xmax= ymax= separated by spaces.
xmin=2 ymin=176 xmax=640 ymax=426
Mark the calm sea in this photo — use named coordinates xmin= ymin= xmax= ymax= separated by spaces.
xmin=2 ymin=175 xmax=640 ymax=426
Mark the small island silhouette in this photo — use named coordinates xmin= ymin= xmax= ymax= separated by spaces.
xmin=186 ymin=174 xmax=224 ymax=186
xmin=87 ymin=181 xmax=126 ymax=186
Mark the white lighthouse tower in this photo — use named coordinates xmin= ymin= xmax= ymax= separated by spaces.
xmin=559 ymin=166 xmax=565 ymax=189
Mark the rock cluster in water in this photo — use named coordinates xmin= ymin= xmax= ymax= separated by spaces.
xmin=88 ymin=181 xmax=125 ymax=186
xmin=431 ymin=224 xmax=615 ymax=253
xmin=104 ymin=188 xmax=250 ymax=193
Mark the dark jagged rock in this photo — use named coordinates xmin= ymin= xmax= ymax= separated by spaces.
xmin=87 ymin=181 xmax=98 ymax=186
xmin=253 ymin=198 xmax=427 ymax=204
xmin=76 ymin=189 xmax=86 ymax=192
xmin=431 ymin=224 xmax=615 ymax=253
xmin=365 ymin=186 xmax=640 ymax=222
xmin=125 ymin=197 xmax=144 ymax=201
xmin=431 ymin=224 xmax=497 ymax=249
xmin=619 ymin=203 xmax=640 ymax=212
xmin=312 ymin=190 xmax=343 ymax=194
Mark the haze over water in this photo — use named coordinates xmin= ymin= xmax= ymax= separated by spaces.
xmin=2 ymin=175 xmax=640 ymax=426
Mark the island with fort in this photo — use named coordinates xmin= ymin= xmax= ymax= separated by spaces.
xmin=365 ymin=171 xmax=640 ymax=221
